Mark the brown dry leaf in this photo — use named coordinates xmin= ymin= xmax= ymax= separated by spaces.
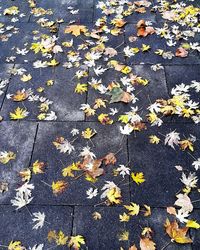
xmin=167 ymin=206 xmax=177 ymax=216
xmin=52 ymin=180 xmax=68 ymax=195
xmin=140 ymin=237 xmax=156 ymax=250
xmin=135 ymin=7 xmax=146 ymax=13
xmin=92 ymin=211 xmax=102 ymax=220
xmin=64 ymin=25 xmax=88 ymax=36
xmin=129 ymin=36 xmax=137 ymax=42
xmin=104 ymin=47 xmax=118 ymax=57
xmin=174 ymin=193 xmax=193 ymax=213
xmin=165 ymin=219 xmax=193 ymax=244
xmin=175 ymin=47 xmax=188 ymax=58
xmin=19 ymin=168 xmax=31 ymax=182
xmin=80 ymin=155 xmax=103 ymax=179
xmin=129 ymin=245 xmax=138 ymax=250
xmin=103 ymin=153 xmax=117 ymax=165
xmin=114 ymin=19 xmax=127 ymax=28
xmin=0 ymin=181 xmax=8 ymax=193
xmin=135 ymin=0 xmax=151 ymax=7
xmin=136 ymin=20 xmax=155 ymax=37
xmin=121 ymin=92 xmax=133 ymax=103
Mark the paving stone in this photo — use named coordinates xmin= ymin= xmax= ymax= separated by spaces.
xmin=0 ymin=23 xmax=55 ymax=63
xmin=87 ymin=65 xmax=169 ymax=121
xmin=31 ymin=122 xmax=129 ymax=205
xmin=0 ymin=205 xmax=73 ymax=249
xmin=191 ymin=209 xmax=200 ymax=250
xmin=73 ymin=206 xmax=192 ymax=249
xmin=0 ymin=0 xmax=30 ymax=22
xmin=128 ymin=123 xmax=200 ymax=207
xmin=0 ymin=64 xmax=13 ymax=108
xmin=1 ymin=64 xmax=85 ymax=121
xmin=29 ymin=0 xmax=93 ymax=24
xmin=0 ymin=122 xmax=37 ymax=204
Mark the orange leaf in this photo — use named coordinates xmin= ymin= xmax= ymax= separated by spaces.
xmin=167 ymin=207 xmax=177 ymax=216
xmin=104 ymin=153 xmax=117 ymax=165
xmin=140 ymin=237 xmax=156 ymax=250
xmin=165 ymin=219 xmax=192 ymax=244
xmin=64 ymin=25 xmax=87 ymax=36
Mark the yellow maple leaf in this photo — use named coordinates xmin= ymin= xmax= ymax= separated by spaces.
xmin=94 ymin=98 xmax=107 ymax=109
xmin=107 ymin=187 xmax=122 ymax=204
xmin=121 ymin=66 xmax=132 ymax=74
xmin=149 ymin=135 xmax=160 ymax=144
xmin=56 ymin=230 xmax=68 ymax=245
xmin=52 ymin=180 xmax=68 ymax=195
xmin=81 ymin=128 xmax=96 ymax=139
xmin=124 ymin=202 xmax=140 ymax=216
xmin=20 ymin=74 xmax=32 ymax=82
xmin=131 ymin=172 xmax=145 ymax=185
xmin=98 ymin=113 xmax=113 ymax=125
xmin=186 ymin=220 xmax=200 ymax=229
xmin=47 ymin=59 xmax=59 ymax=67
xmin=142 ymin=44 xmax=151 ymax=52
xmin=65 ymin=25 xmax=88 ymax=36
xmin=119 ymin=212 xmax=130 ymax=222
xmin=143 ymin=205 xmax=151 ymax=217
xmin=118 ymin=230 xmax=129 ymax=241
xmin=68 ymin=235 xmax=85 ymax=249
xmin=75 ymin=83 xmax=88 ymax=94
xmin=4 ymin=6 xmax=19 ymax=15
xmin=179 ymin=139 xmax=194 ymax=152
xmin=118 ymin=114 xmax=129 ymax=124
xmin=10 ymin=107 xmax=29 ymax=120
xmin=8 ymin=241 xmax=24 ymax=250
xmin=0 ymin=151 xmax=16 ymax=164
xmin=32 ymin=160 xmax=45 ymax=174
xmin=62 ymin=162 xmax=80 ymax=177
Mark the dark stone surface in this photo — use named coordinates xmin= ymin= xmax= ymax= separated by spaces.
xmin=128 ymin=123 xmax=200 ymax=207
xmin=31 ymin=122 xmax=129 ymax=205
xmin=0 ymin=205 xmax=73 ymax=249
xmin=0 ymin=122 xmax=37 ymax=204
xmin=191 ymin=209 xmax=200 ymax=250
xmin=1 ymin=65 xmax=86 ymax=121
xmin=73 ymin=206 xmax=192 ymax=250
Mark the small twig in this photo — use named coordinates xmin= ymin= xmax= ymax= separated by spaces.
xmin=94 ymin=200 xmax=107 ymax=207
xmin=74 ymin=172 xmax=85 ymax=180
xmin=192 ymin=199 xmax=200 ymax=204
xmin=25 ymin=205 xmax=33 ymax=217
xmin=41 ymin=180 xmax=51 ymax=187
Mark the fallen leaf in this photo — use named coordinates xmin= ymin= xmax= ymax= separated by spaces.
xmin=167 ymin=207 xmax=177 ymax=216
xmin=103 ymin=152 xmax=117 ymax=165
xmin=140 ymin=237 xmax=156 ymax=250
xmin=176 ymin=47 xmax=188 ymax=58
xmin=65 ymin=25 xmax=88 ymax=36
xmin=165 ymin=219 xmax=193 ymax=244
